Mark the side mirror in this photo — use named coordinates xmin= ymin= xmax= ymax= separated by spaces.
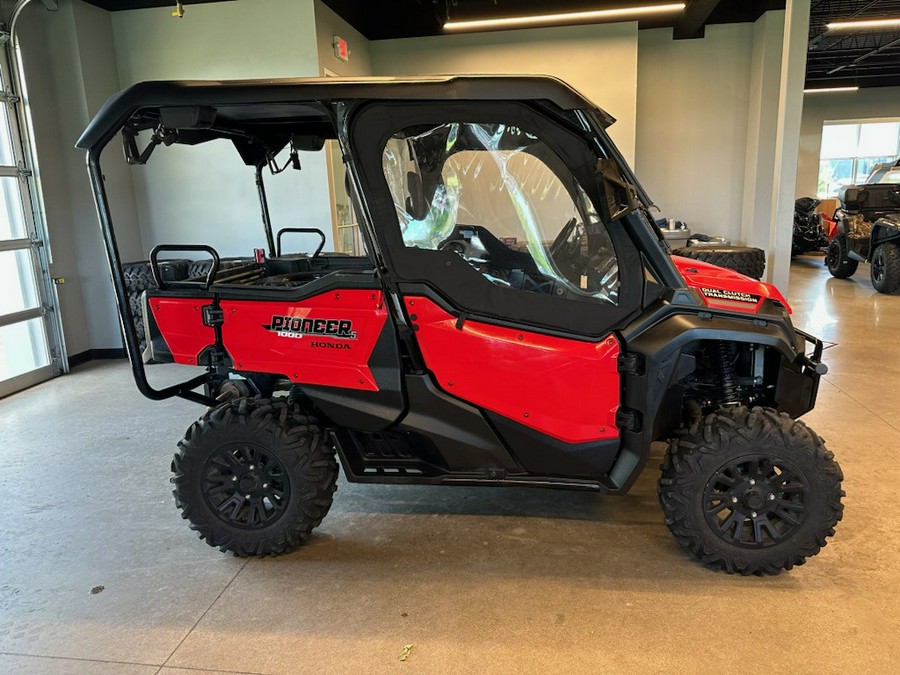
xmin=596 ymin=158 xmax=638 ymax=222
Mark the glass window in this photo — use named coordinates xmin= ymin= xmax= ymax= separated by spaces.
xmin=820 ymin=124 xmax=859 ymax=159
xmin=0 ymin=249 xmax=41 ymax=316
xmin=0 ymin=176 xmax=27 ymax=240
xmin=0 ymin=318 xmax=49 ymax=381
xmin=382 ymin=122 xmax=619 ymax=305
xmin=817 ymin=121 xmax=900 ymax=198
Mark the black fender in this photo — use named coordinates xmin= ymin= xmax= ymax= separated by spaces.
xmin=871 ymin=216 xmax=900 ymax=252
xmin=607 ymin=297 xmax=815 ymax=492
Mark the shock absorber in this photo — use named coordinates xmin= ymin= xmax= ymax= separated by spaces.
xmin=716 ymin=341 xmax=741 ymax=406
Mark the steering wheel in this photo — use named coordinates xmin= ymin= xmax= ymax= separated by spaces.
xmin=549 ymin=218 xmax=578 ymax=259
xmin=548 ymin=218 xmax=578 ymax=258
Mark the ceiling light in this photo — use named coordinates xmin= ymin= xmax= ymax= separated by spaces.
xmin=827 ymin=18 xmax=900 ymax=31
xmin=443 ymin=3 xmax=686 ymax=32
xmin=803 ymin=86 xmax=859 ymax=94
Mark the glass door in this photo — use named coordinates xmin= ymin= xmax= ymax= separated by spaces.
xmin=0 ymin=40 xmax=62 ymax=398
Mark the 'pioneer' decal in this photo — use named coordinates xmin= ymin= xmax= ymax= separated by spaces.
xmin=700 ymin=287 xmax=761 ymax=304
xmin=264 ymin=316 xmax=358 ymax=339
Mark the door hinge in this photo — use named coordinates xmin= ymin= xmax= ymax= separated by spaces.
xmin=0 ymin=89 xmax=20 ymax=105
xmin=202 ymin=304 xmax=224 ymax=327
xmin=616 ymin=407 xmax=643 ymax=433
xmin=617 ymin=352 xmax=645 ymax=376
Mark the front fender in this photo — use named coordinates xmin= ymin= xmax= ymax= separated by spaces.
xmin=607 ymin=300 xmax=822 ymax=492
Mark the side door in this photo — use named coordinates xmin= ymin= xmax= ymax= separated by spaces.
xmin=349 ymin=102 xmax=643 ymax=475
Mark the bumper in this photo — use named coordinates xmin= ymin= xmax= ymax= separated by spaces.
xmin=775 ymin=328 xmax=826 ymax=418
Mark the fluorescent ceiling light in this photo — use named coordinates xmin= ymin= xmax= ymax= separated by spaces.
xmin=803 ymin=86 xmax=859 ymax=94
xmin=444 ymin=3 xmax=685 ymax=32
xmin=827 ymin=18 xmax=900 ymax=31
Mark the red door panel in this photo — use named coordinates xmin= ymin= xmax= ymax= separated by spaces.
xmin=405 ymin=296 xmax=620 ymax=444
xmin=218 ymin=290 xmax=387 ymax=391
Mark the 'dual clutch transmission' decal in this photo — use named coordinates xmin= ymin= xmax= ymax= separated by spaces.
xmin=700 ymin=287 xmax=761 ymax=304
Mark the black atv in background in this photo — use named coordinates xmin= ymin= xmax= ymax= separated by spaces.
xmin=792 ymin=197 xmax=826 ymax=257
xmin=826 ymin=181 xmax=900 ymax=293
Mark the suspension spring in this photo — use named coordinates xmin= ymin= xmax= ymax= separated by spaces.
xmin=716 ymin=341 xmax=740 ymax=406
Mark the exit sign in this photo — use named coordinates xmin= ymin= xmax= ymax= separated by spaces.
xmin=333 ymin=36 xmax=349 ymax=62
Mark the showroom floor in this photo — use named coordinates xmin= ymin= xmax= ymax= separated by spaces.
xmin=1 ymin=256 xmax=898 ymax=674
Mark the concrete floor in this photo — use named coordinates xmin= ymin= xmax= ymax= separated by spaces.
xmin=1 ymin=255 xmax=898 ymax=674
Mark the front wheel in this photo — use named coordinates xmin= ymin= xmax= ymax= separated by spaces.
xmin=871 ymin=242 xmax=900 ymax=294
xmin=658 ymin=407 xmax=843 ymax=575
xmin=825 ymin=236 xmax=858 ymax=278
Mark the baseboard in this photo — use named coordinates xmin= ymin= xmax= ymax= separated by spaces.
xmin=68 ymin=348 xmax=127 ymax=369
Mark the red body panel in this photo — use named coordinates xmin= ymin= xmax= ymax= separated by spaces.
xmin=148 ymin=297 xmax=215 ymax=365
xmin=219 ymin=290 xmax=387 ymax=391
xmin=671 ymin=256 xmax=792 ymax=314
xmin=405 ymin=296 xmax=620 ymax=444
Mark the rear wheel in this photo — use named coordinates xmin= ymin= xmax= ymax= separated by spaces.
xmin=870 ymin=242 xmax=900 ymax=294
xmin=658 ymin=406 xmax=843 ymax=575
xmin=171 ymin=397 xmax=338 ymax=556
xmin=825 ymin=236 xmax=858 ymax=279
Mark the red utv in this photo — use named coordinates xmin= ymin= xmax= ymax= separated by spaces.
xmin=78 ymin=76 xmax=842 ymax=575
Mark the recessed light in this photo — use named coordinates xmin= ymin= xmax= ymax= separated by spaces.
xmin=803 ymin=86 xmax=860 ymax=94
xmin=444 ymin=3 xmax=686 ymax=32
xmin=827 ymin=18 xmax=900 ymax=31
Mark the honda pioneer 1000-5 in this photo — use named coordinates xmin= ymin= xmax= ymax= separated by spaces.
xmin=78 ymin=76 xmax=842 ymax=575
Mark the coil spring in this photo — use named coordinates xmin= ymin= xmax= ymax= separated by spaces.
xmin=288 ymin=383 xmax=305 ymax=404
xmin=717 ymin=341 xmax=740 ymax=405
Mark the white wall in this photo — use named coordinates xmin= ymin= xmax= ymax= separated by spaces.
xmin=314 ymin=0 xmax=372 ymax=77
xmin=370 ymin=22 xmax=639 ymax=165
xmin=796 ymin=87 xmax=900 ymax=198
xmin=635 ymin=24 xmax=753 ymax=239
xmin=17 ymin=0 xmax=142 ymax=352
xmin=111 ymin=0 xmax=335 ymax=256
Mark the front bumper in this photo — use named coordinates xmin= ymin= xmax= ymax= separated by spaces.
xmin=775 ymin=328 xmax=827 ymax=418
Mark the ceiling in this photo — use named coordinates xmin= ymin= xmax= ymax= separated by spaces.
xmin=806 ymin=0 xmax=900 ymax=89
xmin=82 ymin=0 xmax=900 ymax=89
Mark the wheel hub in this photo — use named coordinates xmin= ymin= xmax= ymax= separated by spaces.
xmin=201 ymin=443 xmax=291 ymax=529
xmin=704 ymin=454 xmax=809 ymax=548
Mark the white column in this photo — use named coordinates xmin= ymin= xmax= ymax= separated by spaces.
xmin=740 ymin=0 xmax=811 ymax=291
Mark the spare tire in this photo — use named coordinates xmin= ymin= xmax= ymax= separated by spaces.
xmin=187 ymin=256 xmax=254 ymax=280
xmin=671 ymin=246 xmax=766 ymax=280
xmin=121 ymin=259 xmax=191 ymax=351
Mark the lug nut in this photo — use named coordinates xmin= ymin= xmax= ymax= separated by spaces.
xmin=244 ymin=494 xmax=251 ymax=499
xmin=751 ymin=511 xmax=758 ymax=518
xmin=249 ymin=465 xmax=255 ymax=470
xmin=231 ymin=476 xmax=237 ymax=482
xmin=768 ymin=493 xmax=775 ymax=501
xmin=263 ymin=483 xmax=268 ymax=489
xmin=731 ymin=496 xmax=738 ymax=503
xmin=749 ymin=478 xmax=756 ymax=485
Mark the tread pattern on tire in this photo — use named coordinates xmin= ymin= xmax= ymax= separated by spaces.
xmin=671 ymin=246 xmax=766 ymax=280
xmin=122 ymin=260 xmax=190 ymax=350
xmin=170 ymin=397 xmax=338 ymax=557
xmin=825 ymin=237 xmax=859 ymax=279
xmin=658 ymin=406 xmax=844 ymax=575
xmin=872 ymin=242 xmax=900 ymax=294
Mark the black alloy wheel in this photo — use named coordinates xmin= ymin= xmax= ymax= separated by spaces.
xmin=703 ymin=455 xmax=808 ymax=548
xmin=202 ymin=443 xmax=291 ymax=529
